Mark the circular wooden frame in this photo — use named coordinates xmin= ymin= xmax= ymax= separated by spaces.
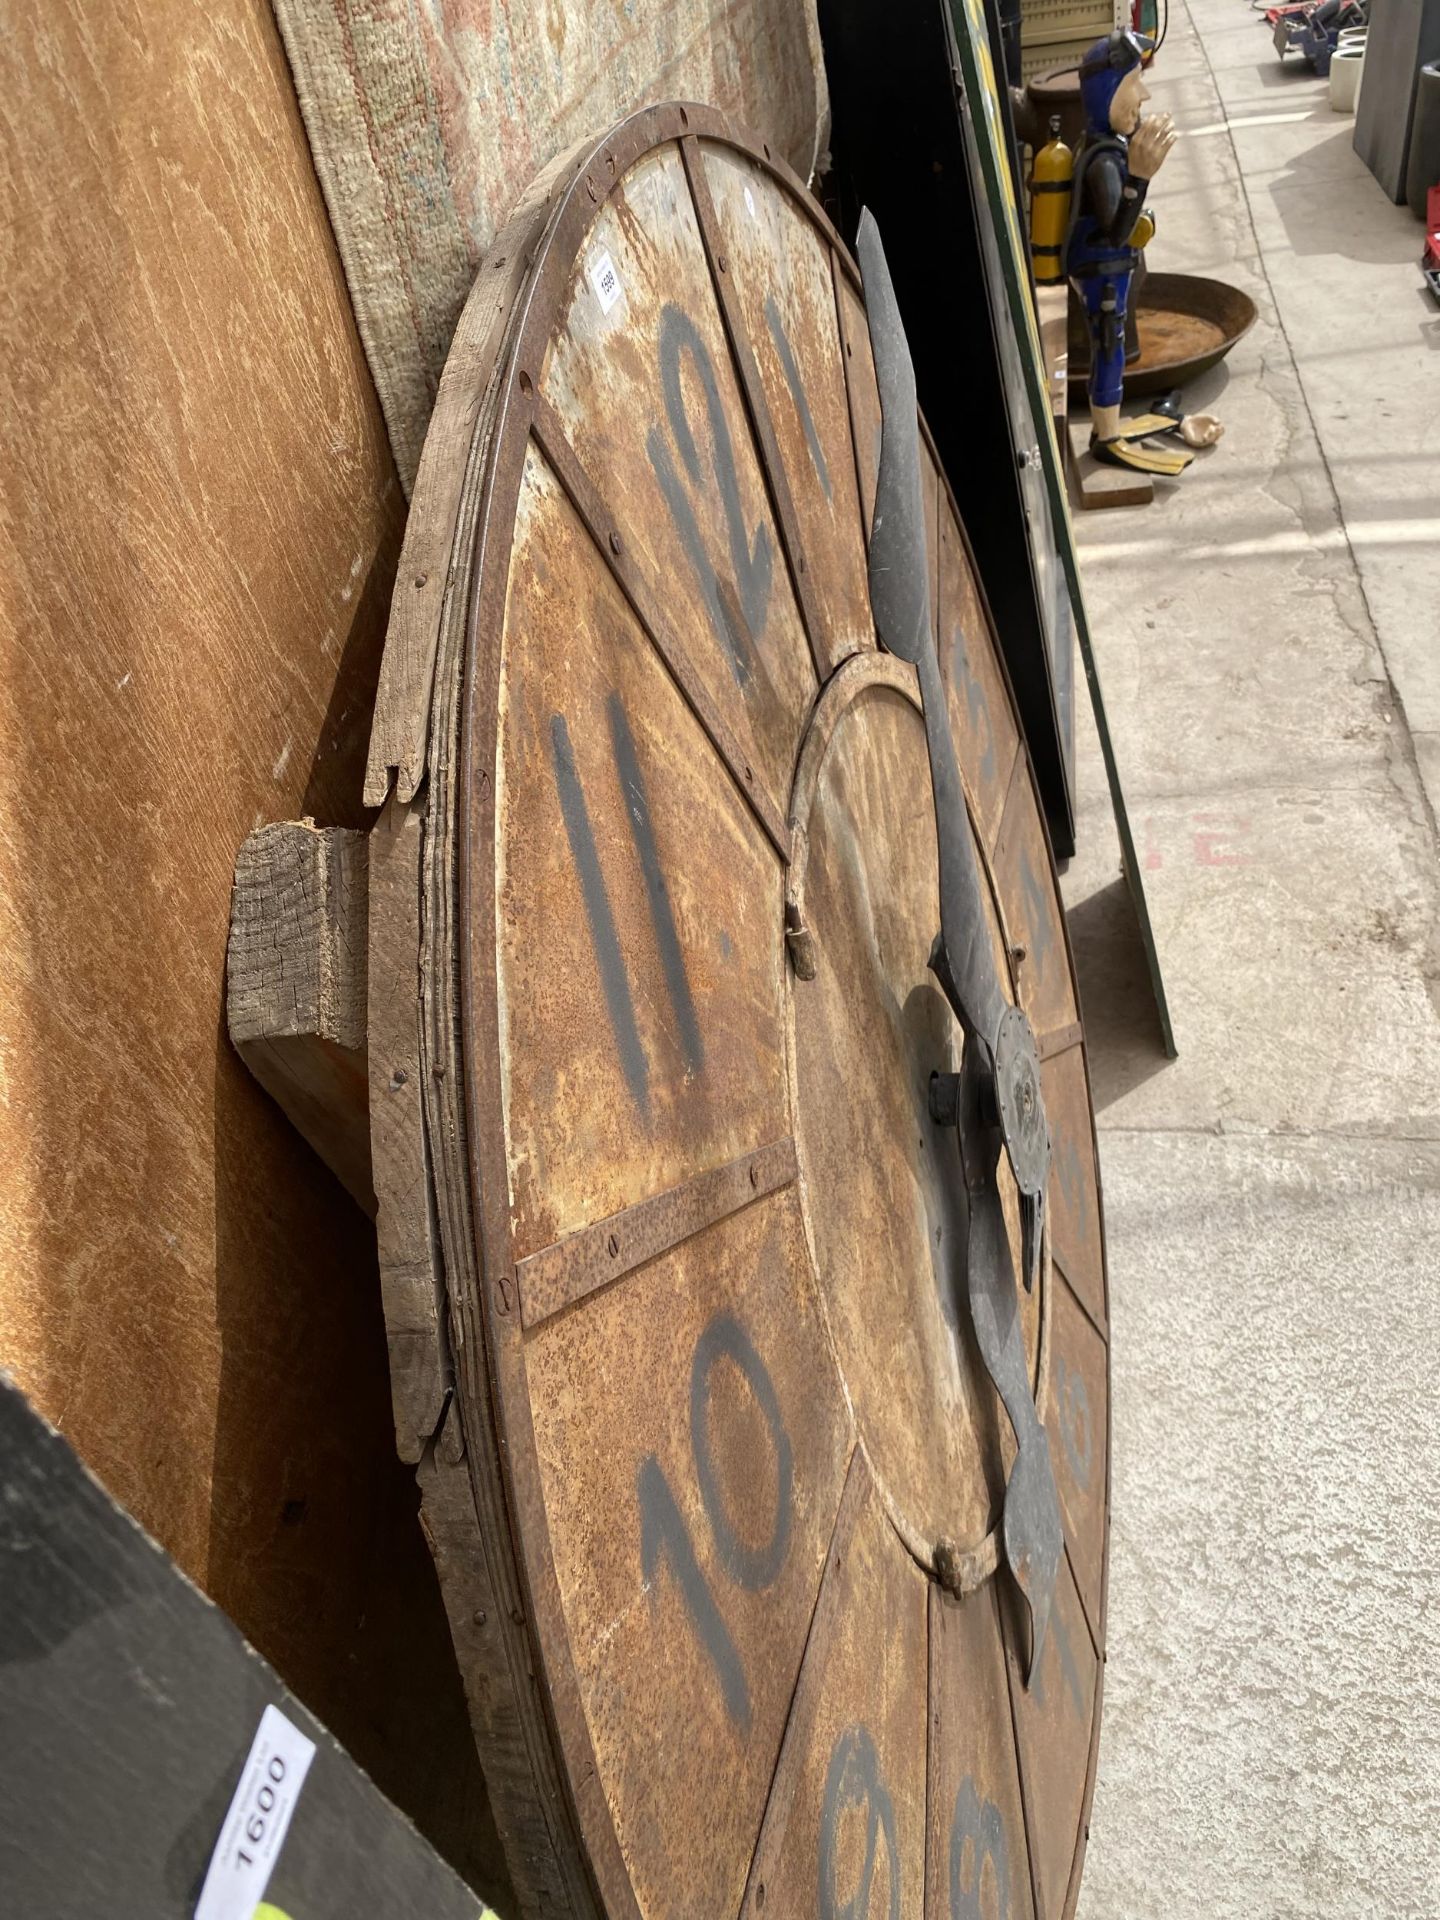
xmin=371 ymin=101 xmax=1111 ymax=1920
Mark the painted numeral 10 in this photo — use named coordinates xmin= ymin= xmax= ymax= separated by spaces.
xmin=638 ymin=1311 xmax=793 ymax=1731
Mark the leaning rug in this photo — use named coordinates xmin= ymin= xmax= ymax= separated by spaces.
xmin=272 ymin=0 xmax=829 ymax=491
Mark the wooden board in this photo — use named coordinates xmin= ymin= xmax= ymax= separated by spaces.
xmin=365 ymin=103 xmax=1111 ymax=1919
xmin=0 ymin=0 xmax=505 ymax=1895
xmin=1068 ymin=420 xmax=1155 ymax=513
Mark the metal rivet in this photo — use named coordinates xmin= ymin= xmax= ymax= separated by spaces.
xmin=609 ymin=530 xmax=622 ymax=555
xmin=390 ymin=1067 xmax=408 ymax=1089
xmin=413 ymin=573 xmax=428 ymax=589
xmin=1011 ymin=943 xmax=1027 ymax=965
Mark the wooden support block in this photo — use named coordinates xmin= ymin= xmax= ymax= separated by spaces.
xmin=1068 ymin=419 xmax=1154 ymax=510
xmin=227 ymin=820 xmax=374 ymax=1212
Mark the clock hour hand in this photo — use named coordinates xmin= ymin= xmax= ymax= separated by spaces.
xmin=857 ymin=209 xmax=1062 ymax=1679
xmin=954 ymin=1045 xmax=1064 ymax=1682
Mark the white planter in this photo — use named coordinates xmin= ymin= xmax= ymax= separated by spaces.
xmin=1331 ymin=45 xmax=1365 ymax=113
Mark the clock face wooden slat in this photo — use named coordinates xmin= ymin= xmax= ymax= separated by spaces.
xmin=992 ymin=755 xmax=1080 ymax=1038
xmin=1041 ymin=1044 xmax=1108 ymax=1336
xmin=1005 ymin=1551 xmax=1101 ymax=1920
xmin=698 ymin=142 xmax=875 ymax=674
xmin=835 ymin=270 xmax=884 ymax=536
xmin=1047 ymin=1261 xmax=1109 ymax=1648
xmin=539 ymin=143 xmax=817 ymax=827
xmin=521 ymin=1185 xmax=854 ymax=1920
xmin=739 ymin=1451 xmax=928 ymax=1920
xmin=936 ymin=501 xmax=1022 ymax=858
xmin=921 ymin=437 xmax=943 ymax=649
xmin=530 ymin=392 xmax=791 ymax=860
xmin=927 ymin=1579 xmax=1037 ymax=1920
xmin=496 ymin=441 xmax=788 ymax=1261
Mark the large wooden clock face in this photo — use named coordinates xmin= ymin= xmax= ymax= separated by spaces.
xmin=385 ymin=104 xmax=1108 ymax=1920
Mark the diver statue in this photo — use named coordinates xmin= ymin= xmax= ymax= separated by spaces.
xmin=1064 ymin=30 xmax=1223 ymax=476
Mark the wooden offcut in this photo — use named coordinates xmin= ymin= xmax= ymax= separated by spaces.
xmin=1069 ymin=419 xmax=1155 ymax=509
xmin=228 ymin=820 xmax=372 ymax=1211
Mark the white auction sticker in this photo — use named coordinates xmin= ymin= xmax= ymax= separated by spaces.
xmin=588 ymin=248 xmax=623 ymax=315
xmin=194 ymin=1704 xmax=316 ymax=1920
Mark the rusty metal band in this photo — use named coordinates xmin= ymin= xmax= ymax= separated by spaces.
xmin=1037 ymin=1020 xmax=1084 ymax=1061
xmin=516 ymin=1137 xmax=799 ymax=1329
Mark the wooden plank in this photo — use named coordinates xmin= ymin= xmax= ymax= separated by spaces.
xmin=0 ymin=0 xmax=499 ymax=1889
xmin=227 ymin=821 xmax=373 ymax=1211
xmin=835 ymin=268 xmax=884 ymax=535
xmin=1068 ymin=420 xmax=1155 ymax=512
xmin=739 ymin=1453 xmax=928 ymax=1918
xmin=1042 ymin=1045 xmax=1108 ymax=1338
xmin=539 ymin=142 xmax=818 ymax=829
xmin=1005 ymin=1553 xmax=1101 ymax=1920
xmin=682 ymin=137 xmax=831 ymax=682
xmin=695 ymin=141 xmax=875 ymax=672
xmin=992 ymin=754 xmax=1080 ymax=1038
xmin=531 ymin=392 xmax=790 ymax=860
xmin=495 ymin=441 xmax=790 ymax=1261
xmin=1048 ymin=1267 xmax=1109 ymax=1647
xmin=928 ymin=1580 xmax=1037 ymax=1920
xmin=0 ymin=1376 xmax=490 ymax=1920
xmin=936 ymin=500 xmax=1023 ymax=857
xmin=522 ymin=1187 xmax=854 ymax=1919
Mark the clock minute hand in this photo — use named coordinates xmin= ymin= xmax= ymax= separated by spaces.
xmin=857 ymin=209 xmax=1008 ymax=1064
xmin=856 ymin=210 xmax=1063 ymax=1683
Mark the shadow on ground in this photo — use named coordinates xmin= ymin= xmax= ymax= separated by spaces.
xmin=1065 ymin=878 xmax=1176 ymax=1111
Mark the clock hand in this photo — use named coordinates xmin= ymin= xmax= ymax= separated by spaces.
xmin=856 ymin=212 xmax=1050 ymax=1292
xmin=955 ymin=1044 xmax=1064 ymax=1685
xmin=858 ymin=212 xmax=1007 ymax=1063
xmin=856 ymin=210 xmax=1062 ymax=1681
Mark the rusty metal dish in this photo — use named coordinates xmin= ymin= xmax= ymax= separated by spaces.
xmin=1068 ymin=269 xmax=1258 ymax=394
xmin=363 ymin=103 xmax=1111 ymax=1920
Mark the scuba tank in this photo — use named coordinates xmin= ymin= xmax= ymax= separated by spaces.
xmin=1029 ymin=117 xmax=1073 ymax=285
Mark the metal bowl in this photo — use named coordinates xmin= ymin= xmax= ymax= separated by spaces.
xmin=1067 ymin=271 xmax=1258 ymax=394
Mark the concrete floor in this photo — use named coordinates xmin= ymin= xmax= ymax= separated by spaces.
xmin=1063 ymin=4 xmax=1440 ymax=1915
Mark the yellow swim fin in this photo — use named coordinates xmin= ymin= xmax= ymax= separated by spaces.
xmin=1119 ymin=411 xmax=1184 ymax=440
xmin=1090 ymin=433 xmax=1194 ymax=477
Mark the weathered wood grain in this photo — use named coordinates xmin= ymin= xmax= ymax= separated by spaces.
xmin=0 ymin=0 xmax=503 ymax=1894
xmin=228 ymin=821 xmax=373 ymax=1210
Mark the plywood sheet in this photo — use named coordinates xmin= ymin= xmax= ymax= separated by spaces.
xmin=0 ymin=0 xmax=494 ymax=1888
